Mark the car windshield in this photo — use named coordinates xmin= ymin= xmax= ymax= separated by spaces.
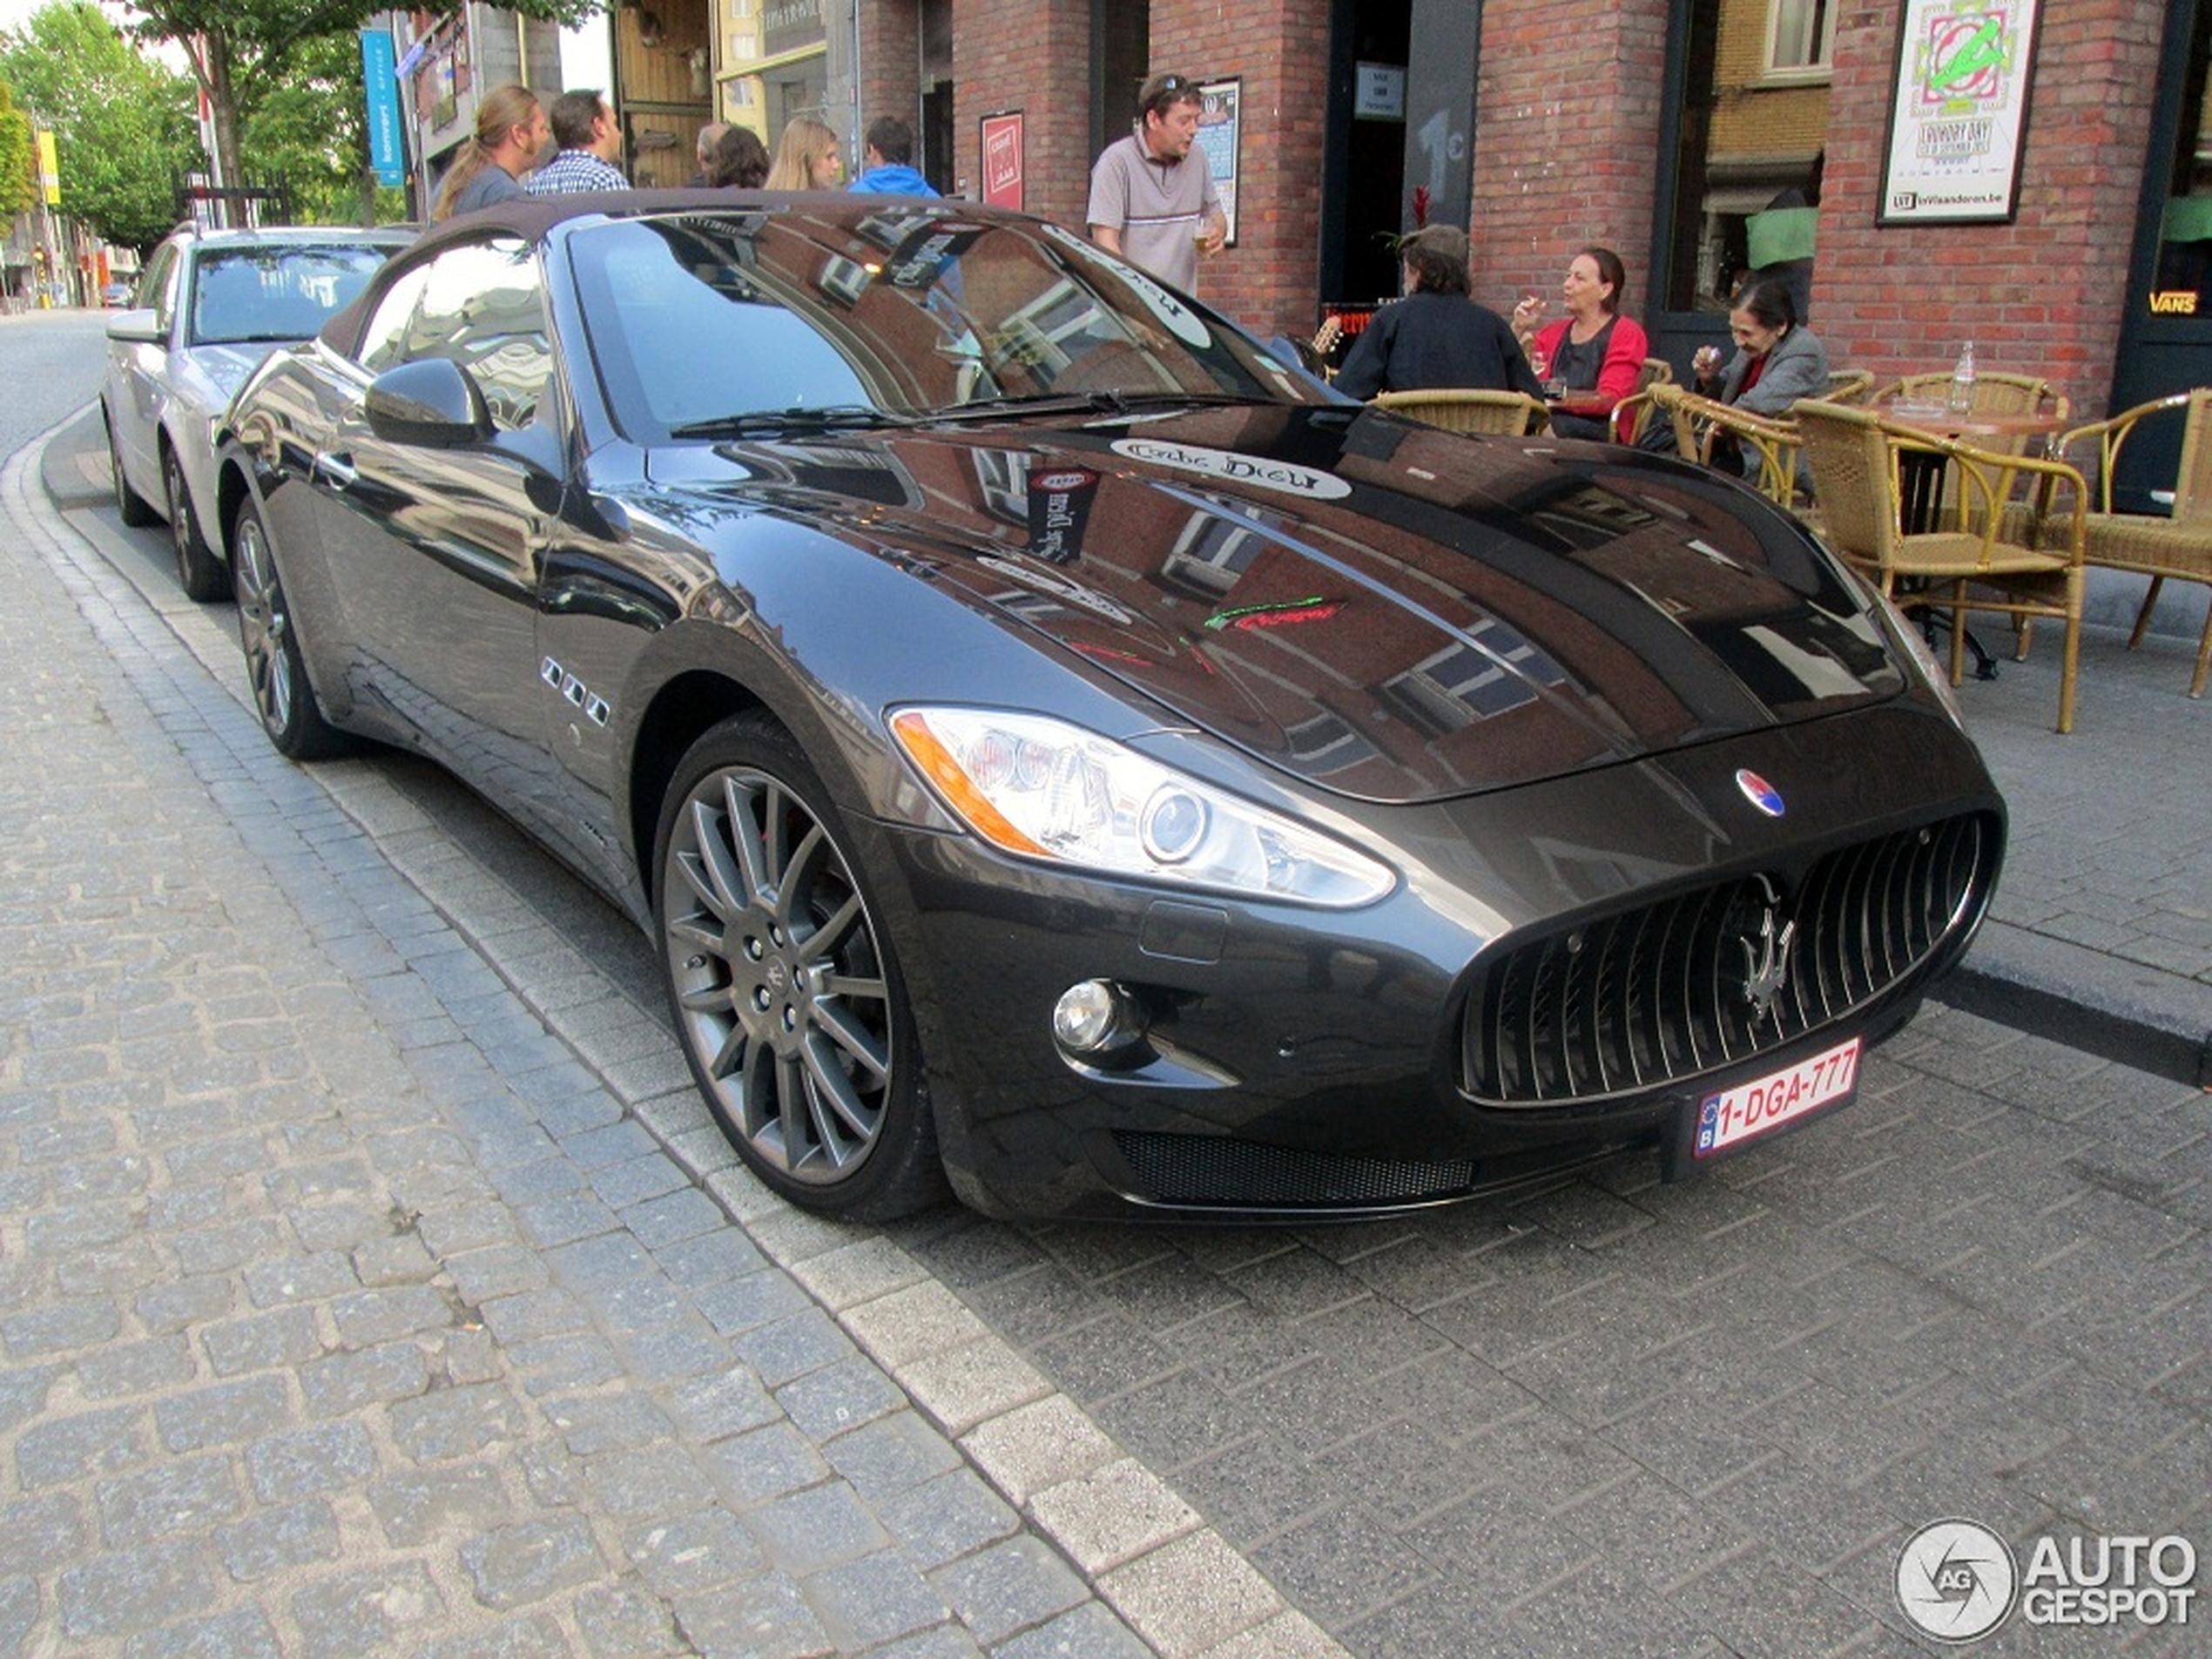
xmin=566 ymin=206 xmax=1332 ymax=442
xmin=191 ymin=245 xmax=396 ymax=347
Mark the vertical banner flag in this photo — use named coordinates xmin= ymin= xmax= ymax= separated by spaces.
xmin=36 ymin=128 xmax=60 ymax=205
xmin=361 ymin=30 xmax=406 ymax=188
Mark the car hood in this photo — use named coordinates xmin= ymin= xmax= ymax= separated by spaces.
xmin=644 ymin=404 xmax=1910 ymax=804
xmin=181 ymin=341 xmax=291 ymax=406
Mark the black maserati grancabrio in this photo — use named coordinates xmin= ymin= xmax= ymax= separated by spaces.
xmin=214 ymin=192 xmax=2004 ymax=1223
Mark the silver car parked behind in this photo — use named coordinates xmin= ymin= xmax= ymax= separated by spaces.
xmin=100 ymin=222 xmax=408 ymax=599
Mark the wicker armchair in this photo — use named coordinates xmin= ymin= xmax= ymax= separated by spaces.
xmin=1649 ymin=383 xmax=1805 ymax=506
xmin=2050 ymin=388 xmax=2212 ymax=697
xmin=1608 ymin=358 xmax=1677 ymax=445
xmin=1824 ymin=370 xmax=1875 ymax=406
xmin=1795 ymin=401 xmax=2088 ymax=732
xmin=1372 ymin=388 xmax=1549 ymax=435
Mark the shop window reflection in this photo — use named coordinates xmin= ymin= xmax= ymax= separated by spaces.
xmin=1382 ymin=626 xmax=1568 ymax=737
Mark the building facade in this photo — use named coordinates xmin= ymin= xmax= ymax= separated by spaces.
xmin=395 ymin=4 xmax=567 ymax=208
xmin=732 ymin=0 xmax=2210 ymax=502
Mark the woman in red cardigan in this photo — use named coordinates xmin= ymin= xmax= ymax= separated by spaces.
xmin=1510 ymin=246 xmax=1649 ymax=441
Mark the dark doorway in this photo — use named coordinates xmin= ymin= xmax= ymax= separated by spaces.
xmin=1091 ymin=0 xmax=1150 ymax=160
xmin=2111 ymin=0 xmax=2212 ymax=509
xmin=1321 ymin=0 xmax=1412 ymax=319
xmin=1649 ymin=0 xmax=1830 ymax=376
xmin=921 ymin=0 xmax=953 ymax=191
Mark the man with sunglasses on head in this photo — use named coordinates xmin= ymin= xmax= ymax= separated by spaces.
xmin=1087 ymin=72 xmax=1226 ymax=293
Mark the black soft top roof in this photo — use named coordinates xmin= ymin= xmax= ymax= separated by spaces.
xmin=315 ymin=187 xmax=970 ymax=356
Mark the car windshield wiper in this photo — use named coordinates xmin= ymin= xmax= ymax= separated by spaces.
xmin=669 ymin=405 xmax=914 ymax=440
xmin=927 ymin=391 xmax=1136 ymax=423
xmin=928 ymin=389 xmax=1276 ymax=425
xmin=1101 ymin=391 xmax=1279 ymax=413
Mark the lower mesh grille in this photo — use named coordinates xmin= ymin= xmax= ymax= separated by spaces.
xmin=1463 ymin=811 xmax=1997 ymax=1106
xmin=1114 ymin=1131 xmax=1476 ymax=1208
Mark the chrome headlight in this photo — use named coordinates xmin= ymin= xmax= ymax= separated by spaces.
xmin=1875 ymin=588 xmax=1964 ymax=725
xmin=889 ymin=706 xmax=1393 ymax=908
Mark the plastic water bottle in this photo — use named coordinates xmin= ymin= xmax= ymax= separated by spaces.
xmin=1948 ymin=340 xmax=1978 ymax=414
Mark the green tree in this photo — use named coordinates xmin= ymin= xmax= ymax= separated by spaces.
xmin=0 ymin=3 xmax=200 ymax=253
xmin=240 ymin=31 xmax=403 ymax=226
xmin=121 ymin=0 xmax=597 ymax=207
xmin=0 ymin=80 xmax=37 ymax=222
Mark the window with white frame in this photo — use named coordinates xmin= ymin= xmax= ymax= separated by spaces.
xmin=1769 ymin=0 xmax=1834 ymax=72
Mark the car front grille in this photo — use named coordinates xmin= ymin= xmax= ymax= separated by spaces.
xmin=1462 ymin=812 xmax=1998 ymax=1106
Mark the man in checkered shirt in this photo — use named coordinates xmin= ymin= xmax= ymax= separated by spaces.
xmin=527 ymin=90 xmax=630 ymax=195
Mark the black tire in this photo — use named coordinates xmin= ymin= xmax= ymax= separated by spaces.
xmin=105 ymin=408 xmax=158 ymax=528
xmin=655 ymin=713 xmax=946 ymax=1220
xmin=163 ymin=441 xmax=230 ymax=602
xmin=232 ymin=496 xmax=349 ymax=760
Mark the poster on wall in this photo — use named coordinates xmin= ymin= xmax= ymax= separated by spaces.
xmin=1878 ymin=0 xmax=2040 ymax=225
xmin=1197 ymin=78 xmax=1240 ymax=246
xmin=981 ymin=111 xmax=1023 ymax=211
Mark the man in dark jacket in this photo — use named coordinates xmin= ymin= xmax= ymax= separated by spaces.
xmin=1334 ymin=224 xmax=1544 ymax=401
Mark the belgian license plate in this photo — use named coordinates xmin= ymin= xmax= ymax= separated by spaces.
xmin=1693 ymin=1036 xmax=1861 ymax=1157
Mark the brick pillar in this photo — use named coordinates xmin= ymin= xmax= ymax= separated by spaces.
xmin=953 ymin=0 xmax=1095 ymax=222
xmin=1814 ymin=1 xmax=2161 ymax=417
xmin=1144 ymin=1 xmax=1332 ymax=337
xmin=855 ymin=0 xmax=922 ymax=146
xmin=1470 ymin=0 xmax=1671 ymax=319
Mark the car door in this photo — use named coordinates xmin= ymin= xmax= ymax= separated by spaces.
xmin=108 ymin=239 xmax=181 ymax=500
xmin=309 ymin=236 xmax=563 ymax=799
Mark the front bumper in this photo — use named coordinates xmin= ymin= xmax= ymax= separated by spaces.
xmin=869 ymin=705 xmax=2002 ymax=1221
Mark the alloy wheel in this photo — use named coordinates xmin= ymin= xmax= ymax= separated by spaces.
xmin=163 ymin=447 xmax=226 ymax=601
xmin=662 ymin=761 xmax=896 ymax=1186
xmin=232 ymin=508 xmax=294 ymax=737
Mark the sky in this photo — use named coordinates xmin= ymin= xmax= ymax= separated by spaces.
xmin=0 ymin=0 xmax=54 ymax=33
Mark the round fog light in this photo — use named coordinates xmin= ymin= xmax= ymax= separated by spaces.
xmin=1053 ymin=979 xmax=1139 ymax=1054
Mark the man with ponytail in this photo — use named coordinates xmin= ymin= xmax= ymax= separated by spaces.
xmin=433 ymin=86 xmax=550 ymax=220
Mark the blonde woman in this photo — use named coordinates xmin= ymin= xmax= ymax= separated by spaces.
xmin=432 ymin=85 xmax=549 ymax=220
xmin=766 ymin=118 xmax=841 ymax=191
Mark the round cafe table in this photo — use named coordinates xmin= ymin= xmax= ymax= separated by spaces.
xmin=1878 ymin=401 xmax=2069 ymax=446
xmin=1877 ymin=399 xmax=2070 ymax=534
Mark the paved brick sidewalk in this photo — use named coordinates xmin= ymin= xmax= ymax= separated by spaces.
xmin=1932 ymin=611 xmax=2211 ymax=1089
xmin=0 ymin=429 xmax=1332 ymax=1656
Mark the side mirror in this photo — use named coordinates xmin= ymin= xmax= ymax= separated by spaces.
xmin=105 ymin=307 xmax=165 ymax=345
xmin=365 ymin=357 xmax=494 ymax=448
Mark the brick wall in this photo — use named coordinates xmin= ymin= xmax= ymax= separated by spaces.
xmin=1813 ymin=0 xmax=2162 ymax=418
xmin=1469 ymin=0 xmax=1672 ymax=319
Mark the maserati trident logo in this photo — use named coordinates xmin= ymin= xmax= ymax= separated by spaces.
xmin=1737 ymin=876 xmax=1796 ymax=1021
xmin=1735 ymin=768 xmax=1785 ymax=817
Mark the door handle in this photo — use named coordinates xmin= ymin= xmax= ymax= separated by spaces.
xmin=312 ymin=451 xmax=357 ymax=490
